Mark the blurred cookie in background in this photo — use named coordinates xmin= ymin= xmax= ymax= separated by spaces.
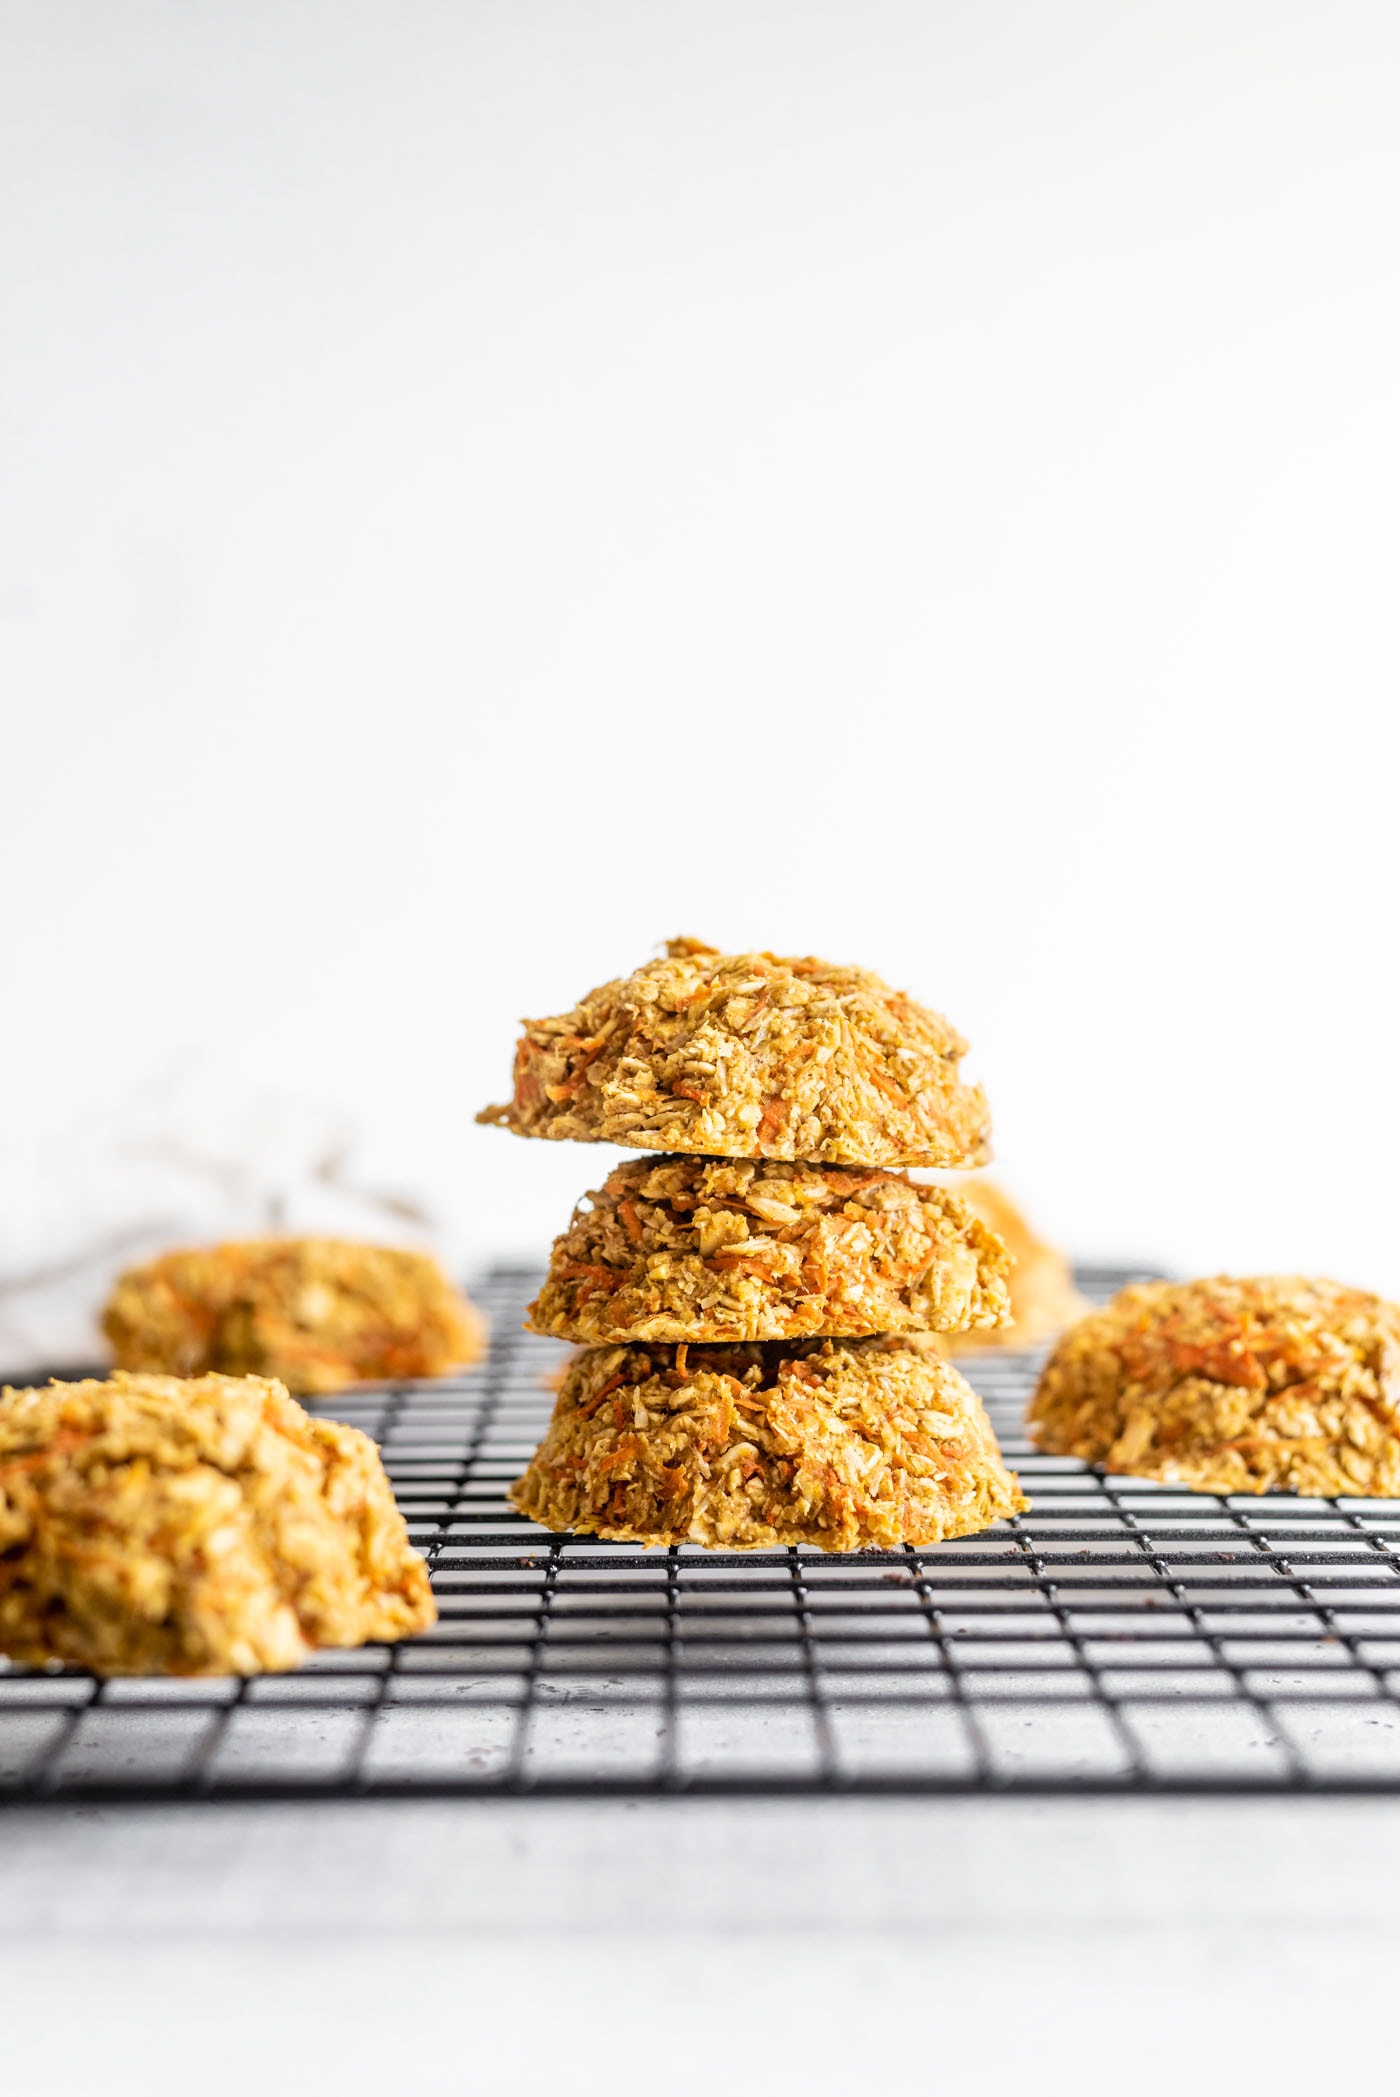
xmin=937 ymin=1179 xmax=1089 ymax=1354
xmin=0 ymin=1063 xmax=459 ymax=1378
xmin=104 ymin=1237 xmax=485 ymax=1395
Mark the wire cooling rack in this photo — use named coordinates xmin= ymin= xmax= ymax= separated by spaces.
xmin=6 ymin=1263 xmax=1400 ymax=1801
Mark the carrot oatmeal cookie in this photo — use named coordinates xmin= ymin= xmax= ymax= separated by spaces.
xmin=478 ymin=938 xmax=991 ymax=1169
xmin=939 ymin=1180 xmax=1088 ymax=1353
xmin=1029 ymin=1275 xmax=1400 ymax=1496
xmin=103 ymin=1238 xmax=485 ymax=1395
xmin=0 ymin=1372 xmax=436 ymax=1675
xmin=527 ymin=1155 xmax=1012 ymax=1345
xmin=512 ymin=1336 xmax=1027 ymax=1551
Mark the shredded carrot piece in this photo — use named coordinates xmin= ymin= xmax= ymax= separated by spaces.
xmin=576 ymin=1369 xmax=631 ymax=1417
xmin=599 ymin=1433 xmax=646 ymax=1476
xmin=548 ymin=1024 xmax=618 ymax=1101
xmin=824 ymin=1168 xmax=895 ymax=1196
xmin=864 ymin=1061 xmax=913 ymax=1112
xmin=618 ymin=1200 xmax=643 ymax=1246
xmin=557 ymin=1262 xmax=622 ymax=1290
xmin=711 ymin=1255 xmax=781 ymax=1281
xmin=886 ymin=1254 xmax=936 ymax=1285
xmin=756 ymin=1095 xmax=789 ymax=1146
xmin=0 ymin=1428 xmax=90 ymax=1480
xmin=513 ymin=1040 xmax=544 ymax=1109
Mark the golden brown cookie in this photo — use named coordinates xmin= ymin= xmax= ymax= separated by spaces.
xmin=0 ymin=1372 xmax=436 ymax=1675
xmin=511 ymin=1335 xmax=1027 ymax=1551
xmin=103 ymin=1237 xmax=485 ymax=1395
xmin=1028 ymin=1274 xmax=1400 ymax=1495
xmin=939 ymin=1179 xmax=1089 ymax=1353
xmin=527 ymin=1155 xmax=1012 ymax=1345
xmin=478 ymin=937 xmax=991 ymax=1169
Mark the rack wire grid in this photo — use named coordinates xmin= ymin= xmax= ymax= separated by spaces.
xmin=7 ymin=1261 xmax=1400 ymax=1801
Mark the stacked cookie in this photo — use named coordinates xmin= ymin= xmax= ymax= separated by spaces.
xmin=479 ymin=938 xmax=1028 ymax=1551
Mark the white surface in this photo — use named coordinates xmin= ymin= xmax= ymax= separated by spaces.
xmin=4 ymin=2 xmax=1400 ymax=1294
xmin=5 ymin=1797 xmax=1400 ymax=2094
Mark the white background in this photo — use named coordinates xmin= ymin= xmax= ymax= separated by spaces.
xmin=4 ymin=1 xmax=1400 ymax=1299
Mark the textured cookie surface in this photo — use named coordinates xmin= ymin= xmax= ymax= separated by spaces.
xmin=512 ymin=1336 xmax=1027 ymax=1551
xmin=478 ymin=937 xmax=992 ymax=1169
xmin=0 ymin=1372 xmax=436 ymax=1675
xmin=939 ymin=1179 xmax=1088 ymax=1354
xmin=104 ymin=1237 xmax=485 ymax=1395
xmin=528 ymin=1155 xmax=1012 ymax=1345
xmin=1029 ymin=1275 xmax=1400 ymax=1495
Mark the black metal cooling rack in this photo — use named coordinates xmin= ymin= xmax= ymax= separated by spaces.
xmin=6 ymin=1262 xmax=1400 ymax=1802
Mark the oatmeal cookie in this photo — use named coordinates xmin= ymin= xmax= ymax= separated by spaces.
xmin=0 ymin=1372 xmax=436 ymax=1674
xmin=478 ymin=937 xmax=991 ymax=1169
xmin=527 ymin=1155 xmax=1012 ymax=1345
xmin=104 ymin=1237 xmax=485 ymax=1395
xmin=1028 ymin=1275 xmax=1400 ymax=1495
xmin=940 ymin=1180 xmax=1088 ymax=1353
xmin=511 ymin=1335 xmax=1027 ymax=1550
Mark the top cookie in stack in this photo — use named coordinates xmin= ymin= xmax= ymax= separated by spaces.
xmin=478 ymin=940 xmax=1027 ymax=1551
xmin=478 ymin=935 xmax=991 ymax=1167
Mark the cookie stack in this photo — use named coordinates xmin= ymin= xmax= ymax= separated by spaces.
xmin=479 ymin=938 xmax=1027 ymax=1551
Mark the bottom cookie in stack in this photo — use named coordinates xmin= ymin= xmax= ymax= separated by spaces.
xmin=512 ymin=1336 xmax=1027 ymax=1552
